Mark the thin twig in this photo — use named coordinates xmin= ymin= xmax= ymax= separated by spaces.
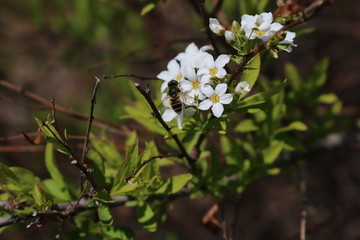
xmin=134 ymin=82 xmax=198 ymax=174
xmin=80 ymin=77 xmax=101 ymax=165
xmin=103 ymin=74 xmax=157 ymax=81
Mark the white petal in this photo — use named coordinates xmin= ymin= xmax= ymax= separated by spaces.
xmin=180 ymin=80 xmax=193 ymax=92
xmin=212 ymin=103 xmax=224 ymax=118
xmin=162 ymin=109 xmax=177 ymax=122
xmin=197 ymin=68 xmax=210 ymax=76
xmin=215 ymin=68 xmax=227 ymax=78
xmin=225 ymin=30 xmax=236 ymax=44
xmin=183 ymin=65 xmax=197 ymax=80
xmin=199 ymin=45 xmax=214 ymax=52
xmin=176 ymin=111 xmax=184 ymax=129
xmin=203 ymin=54 xmax=215 ymax=68
xmin=215 ymin=54 xmax=230 ymax=67
xmin=200 ymin=74 xmax=210 ymax=84
xmin=199 ymin=99 xmax=213 ymax=110
xmin=175 ymin=52 xmax=186 ymax=61
xmin=220 ymin=93 xmax=233 ymax=104
xmin=160 ymin=81 xmax=169 ymax=92
xmin=185 ymin=42 xmax=198 ymax=55
xmin=157 ymin=71 xmax=172 ymax=81
xmin=201 ymin=85 xmax=214 ymax=98
xmin=270 ymin=22 xmax=283 ymax=32
xmin=184 ymin=107 xmax=196 ymax=117
xmin=167 ymin=59 xmax=180 ymax=73
xmin=214 ymin=83 xmax=228 ymax=96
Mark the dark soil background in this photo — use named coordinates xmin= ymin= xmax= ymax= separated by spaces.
xmin=0 ymin=0 xmax=359 ymax=239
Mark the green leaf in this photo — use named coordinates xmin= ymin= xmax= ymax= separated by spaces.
xmin=317 ymin=93 xmax=339 ymax=104
xmin=7 ymin=167 xmax=40 ymax=193
xmin=141 ymin=3 xmax=155 ymax=16
xmin=285 ymin=63 xmax=302 ymax=92
xmin=271 ymin=103 xmax=286 ymax=124
xmin=235 ymin=119 xmax=259 ymax=132
xmin=32 ymin=184 xmax=47 ymax=208
xmin=275 ymin=121 xmax=308 ymax=135
xmin=235 ymin=80 xmax=288 ymax=111
xmin=220 ymin=136 xmax=243 ymax=165
xmin=93 ymin=189 xmax=115 ymax=204
xmin=87 ymin=148 xmax=105 ymax=189
xmin=154 ymin=173 xmax=193 ymax=195
xmin=262 ymin=140 xmax=284 ymax=164
xmin=239 ymin=54 xmax=261 ymax=95
xmin=44 ymin=143 xmax=73 ymax=200
xmin=136 ymin=201 xmax=157 ymax=232
xmin=102 ymin=225 xmax=135 ymax=240
xmin=42 ymin=179 xmax=71 ymax=201
xmin=98 ymin=203 xmax=113 ymax=226
xmin=308 ymin=58 xmax=329 ymax=90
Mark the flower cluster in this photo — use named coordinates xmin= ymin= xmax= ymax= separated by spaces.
xmin=209 ymin=12 xmax=297 ymax=53
xmin=157 ymin=43 xmax=235 ymax=129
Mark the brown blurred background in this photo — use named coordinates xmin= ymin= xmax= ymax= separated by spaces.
xmin=0 ymin=0 xmax=359 ymax=239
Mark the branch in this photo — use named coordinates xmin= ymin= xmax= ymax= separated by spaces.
xmin=134 ymin=82 xmax=198 ymax=174
xmin=228 ymin=0 xmax=335 ymax=84
xmin=0 ymin=189 xmax=191 ymax=229
xmin=103 ymin=74 xmax=157 ymax=81
xmin=80 ymin=77 xmax=101 ymax=165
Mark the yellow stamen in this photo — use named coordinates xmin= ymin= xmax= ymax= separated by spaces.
xmin=175 ymin=73 xmax=182 ymax=81
xmin=192 ymin=80 xmax=200 ymax=90
xmin=210 ymin=68 xmax=218 ymax=78
xmin=210 ymin=94 xmax=220 ymax=103
xmin=254 ymin=29 xmax=265 ymax=36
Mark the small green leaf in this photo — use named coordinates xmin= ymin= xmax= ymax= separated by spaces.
xmin=7 ymin=167 xmax=40 ymax=193
xmin=235 ymin=119 xmax=258 ymax=132
xmin=87 ymin=148 xmax=105 ymax=189
xmin=317 ymin=93 xmax=338 ymax=104
xmin=141 ymin=3 xmax=156 ymax=16
xmin=101 ymin=225 xmax=135 ymax=240
xmin=98 ymin=203 xmax=113 ymax=226
xmin=32 ymin=184 xmax=47 ymax=207
xmin=275 ymin=121 xmax=308 ymax=135
xmin=308 ymin=58 xmax=329 ymax=90
xmin=93 ymin=189 xmax=114 ymax=204
xmin=262 ymin=140 xmax=284 ymax=164
xmin=285 ymin=63 xmax=302 ymax=92
xmin=154 ymin=173 xmax=193 ymax=195
xmin=45 ymin=143 xmax=73 ymax=200
xmin=136 ymin=201 xmax=157 ymax=232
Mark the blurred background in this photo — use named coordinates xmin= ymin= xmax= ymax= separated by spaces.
xmin=0 ymin=0 xmax=359 ymax=239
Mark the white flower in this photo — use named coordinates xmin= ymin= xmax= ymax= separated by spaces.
xmin=241 ymin=12 xmax=273 ymax=39
xmin=180 ymin=65 xmax=209 ymax=100
xmin=225 ymin=30 xmax=236 ymax=44
xmin=209 ymin=18 xmax=225 ymax=36
xmin=157 ymin=59 xmax=185 ymax=92
xmin=235 ymin=81 xmax=251 ymax=95
xmin=197 ymin=54 xmax=230 ymax=79
xmin=279 ymin=31 xmax=297 ymax=52
xmin=175 ymin=42 xmax=213 ymax=69
xmin=199 ymin=83 xmax=233 ymax=118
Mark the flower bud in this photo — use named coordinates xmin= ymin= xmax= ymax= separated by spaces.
xmin=225 ymin=30 xmax=236 ymax=44
xmin=235 ymin=81 xmax=251 ymax=95
xmin=209 ymin=18 xmax=225 ymax=36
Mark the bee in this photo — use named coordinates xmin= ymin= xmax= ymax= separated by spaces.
xmin=163 ymin=80 xmax=195 ymax=114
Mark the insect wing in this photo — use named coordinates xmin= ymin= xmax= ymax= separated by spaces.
xmin=162 ymin=94 xmax=172 ymax=108
xmin=179 ymin=92 xmax=195 ymax=106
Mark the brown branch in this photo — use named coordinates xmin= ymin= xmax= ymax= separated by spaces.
xmin=103 ymin=74 xmax=157 ymax=81
xmin=80 ymin=77 xmax=101 ymax=165
xmin=134 ymin=82 xmax=198 ymax=174
xmin=228 ymin=0 xmax=335 ymax=84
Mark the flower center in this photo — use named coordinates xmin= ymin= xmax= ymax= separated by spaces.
xmin=210 ymin=94 xmax=220 ymax=103
xmin=175 ymin=73 xmax=183 ymax=81
xmin=210 ymin=68 xmax=218 ymax=78
xmin=192 ymin=80 xmax=200 ymax=90
xmin=254 ymin=29 xmax=265 ymax=36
